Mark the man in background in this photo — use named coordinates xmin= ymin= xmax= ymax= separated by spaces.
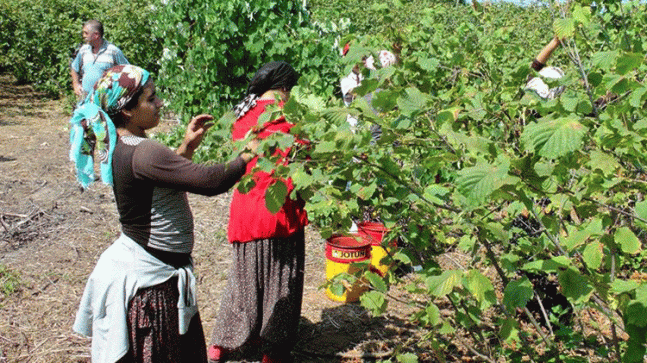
xmin=70 ymin=20 xmax=129 ymax=99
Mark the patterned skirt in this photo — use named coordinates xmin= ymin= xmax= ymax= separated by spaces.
xmin=209 ymin=230 xmax=305 ymax=358
xmin=117 ymin=276 xmax=207 ymax=363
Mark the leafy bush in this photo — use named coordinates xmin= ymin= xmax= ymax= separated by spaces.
xmin=231 ymin=1 xmax=647 ymax=361
xmin=0 ymin=0 xmax=161 ymax=97
xmin=151 ymin=0 xmax=343 ymax=123
xmin=308 ymin=0 xmax=468 ymax=36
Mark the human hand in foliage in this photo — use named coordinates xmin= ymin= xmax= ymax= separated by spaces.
xmin=239 ymin=128 xmax=260 ymax=163
xmin=531 ymin=36 xmax=564 ymax=69
xmin=176 ymin=114 xmax=214 ymax=159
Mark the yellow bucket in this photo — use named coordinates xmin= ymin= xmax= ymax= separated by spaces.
xmin=357 ymin=222 xmax=397 ymax=277
xmin=325 ymin=235 xmax=371 ymax=302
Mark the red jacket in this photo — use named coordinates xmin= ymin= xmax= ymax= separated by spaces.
xmin=228 ymin=99 xmax=309 ymax=243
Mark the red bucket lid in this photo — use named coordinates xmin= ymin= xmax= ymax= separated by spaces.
xmin=358 ymin=221 xmax=388 ymax=233
xmin=326 ymin=235 xmax=370 ymax=263
xmin=326 ymin=235 xmax=370 ymax=249
xmin=358 ymin=222 xmax=387 ymax=245
xmin=357 ymin=222 xmax=396 ymax=247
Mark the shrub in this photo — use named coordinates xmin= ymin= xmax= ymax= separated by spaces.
xmin=0 ymin=0 xmax=162 ymax=97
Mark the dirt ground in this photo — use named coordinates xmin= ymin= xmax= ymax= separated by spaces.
xmin=0 ymin=74 xmax=431 ymax=363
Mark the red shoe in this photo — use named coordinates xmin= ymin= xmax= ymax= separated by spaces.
xmin=207 ymin=345 xmax=229 ymax=362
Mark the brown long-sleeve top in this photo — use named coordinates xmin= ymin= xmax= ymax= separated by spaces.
xmin=112 ymin=135 xmax=246 ymax=266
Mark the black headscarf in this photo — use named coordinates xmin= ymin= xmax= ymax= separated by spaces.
xmin=234 ymin=61 xmax=300 ymax=118
xmin=247 ymin=61 xmax=300 ymax=96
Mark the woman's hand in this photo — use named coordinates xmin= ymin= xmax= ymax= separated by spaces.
xmin=240 ymin=139 xmax=260 ymax=163
xmin=176 ymin=114 xmax=214 ymax=159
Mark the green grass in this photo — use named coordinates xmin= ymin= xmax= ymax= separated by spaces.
xmin=0 ymin=264 xmax=20 ymax=297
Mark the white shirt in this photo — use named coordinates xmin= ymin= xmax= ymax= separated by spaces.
xmin=73 ymin=234 xmax=198 ymax=363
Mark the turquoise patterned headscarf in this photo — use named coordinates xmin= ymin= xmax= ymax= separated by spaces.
xmin=69 ymin=65 xmax=150 ymax=188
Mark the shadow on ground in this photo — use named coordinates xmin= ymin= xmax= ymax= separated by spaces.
xmin=293 ymin=303 xmax=418 ymax=362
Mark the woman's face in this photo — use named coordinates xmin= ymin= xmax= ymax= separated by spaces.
xmin=126 ymin=82 xmax=164 ymax=134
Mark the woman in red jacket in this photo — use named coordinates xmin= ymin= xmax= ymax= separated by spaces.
xmin=208 ymin=61 xmax=308 ymax=363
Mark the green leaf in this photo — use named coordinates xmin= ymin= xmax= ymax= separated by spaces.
xmin=458 ymin=235 xmax=476 ymax=252
xmin=323 ymin=108 xmax=351 ymax=125
xmin=635 ymin=201 xmax=647 ymax=228
xmin=521 ymin=116 xmax=587 ymax=159
xmin=417 ymin=56 xmax=440 ymax=72
xmin=558 ymin=268 xmax=593 ymax=305
xmin=329 ymin=282 xmax=346 ymax=297
xmin=397 ymin=87 xmax=430 ymax=117
xmin=560 ymin=91 xmax=579 ymax=113
xmin=587 ymin=150 xmax=619 ymax=175
xmin=275 ymin=133 xmax=295 ymax=150
xmin=370 ymin=3 xmax=389 ymax=11
xmin=637 ymin=284 xmax=647 ymax=303
xmin=436 ymin=107 xmax=460 ymax=126
xmin=365 ymin=271 xmax=387 ymax=293
xmin=353 ymin=79 xmax=379 ymax=102
xmin=265 ymin=180 xmax=288 ymax=214
xmin=396 ymin=353 xmax=419 ymax=363
xmin=553 ymin=18 xmax=575 ymax=39
xmin=359 ymin=291 xmax=387 ymax=316
xmin=294 ymin=92 xmax=326 ymax=113
xmin=291 ymin=169 xmax=314 ymax=188
xmin=591 ymin=51 xmax=618 ymax=71
xmin=314 ymin=141 xmax=336 ymax=154
xmin=425 ymin=303 xmax=442 ymax=326
xmin=499 ymin=317 xmax=520 ymax=343
xmin=464 ymin=270 xmax=495 ymax=307
xmin=582 ymin=241 xmax=604 ymax=270
xmin=585 ymin=218 xmax=605 ymax=236
xmin=625 ymin=299 xmax=647 ymax=327
xmin=257 ymin=109 xmax=280 ymax=128
xmin=357 ymin=182 xmax=377 ymax=200
xmin=629 ymin=87 xmax=647 ymax=108
xmin=603 ymin=74 xmax=630 ymax=94
xmin=425 ymin=270 xmax=463 ymax=297
xmin=372 ymin=89 xmax=398 ymax=112
xmin=439 ymin=321 xmax=456 ymax=335
xmin=610 ymin=279 xmax=639 ymax=294
xmin=564 ymin=229 xmax=591 ymax=251
xmin=237 ymin=175 xmax=257 ymax=194
xmin=616 ymin=52 xmax=644 ymax=75
xmin=218 ymin=110 xmax=236 ymax=127
xmin=485 ymin=222 xmax=508 ymax=243
xmin=615 ymin=227 xmax=642 ymax=255
xmin=423 ymin=185 xmax=450 ymax=205
xmin=576 ymin=100 xmax=593 ymax=115
xmin=623 ymin=324 xmax=647 ymax=363
xmin=503 ymin=277 xmax=534 ymax=312
xmin=329 ymin=272 xmax=354 ymax=297
xmin=456 ymin=159 xmax=519 ymax=206
xmin=392 ymin=250 xmax=414 ymax=264
xmin=522 ymin=256 xmax=572 ymax=273
xmin=572 ymin=5 xmax=591 ymax=26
